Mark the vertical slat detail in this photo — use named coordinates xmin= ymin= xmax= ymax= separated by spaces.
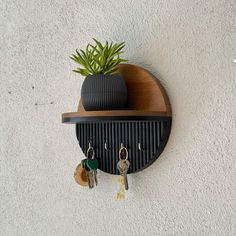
xmin=75 ymin=118 xmax=171 ymax=175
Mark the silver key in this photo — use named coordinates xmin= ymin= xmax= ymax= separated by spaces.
xmin=89 ymin=169 xmax=97 ymax=187
xmin=94 ymin=170 xmax=98 ymax=186
xmin=85 ymin=144 xmax=97 ymax=189
xmin=81 ymin=159 xmax=94 ymax=188
xmin=117 ymin=159 xmax=130 ymax=190
xmin=86 ymin=169 xmax=95 ymax=188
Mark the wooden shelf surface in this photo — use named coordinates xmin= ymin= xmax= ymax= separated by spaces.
xmin=62 ymin=110 xmax=170 ymax=123
xmin=62 ymin=64 xmax=171 ymax=123
xmin=63 ymin=110 xmax=169 ymax=117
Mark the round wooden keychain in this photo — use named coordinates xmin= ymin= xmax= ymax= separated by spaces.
xmin=74 ymin=163 xmax=88 ymax=186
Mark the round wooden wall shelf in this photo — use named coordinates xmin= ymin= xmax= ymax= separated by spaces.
xmin=62 ymin=64 xmax=172 ymax=175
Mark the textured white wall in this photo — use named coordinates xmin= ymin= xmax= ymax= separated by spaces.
xmin=1 ymin=0 xmax=235 ymax=235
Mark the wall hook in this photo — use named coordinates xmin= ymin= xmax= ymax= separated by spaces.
xmin=104 ymin=143 xmax=108 ymax=150
xmin=138 ymin=143 xmax=142 ymax=151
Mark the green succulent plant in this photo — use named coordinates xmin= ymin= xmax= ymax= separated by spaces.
xmin=70 ymin=39 xmax=127 ymax=76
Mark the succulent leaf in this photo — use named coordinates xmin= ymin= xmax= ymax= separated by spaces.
xmin=71 ymin=39 xmax=127 ymax=76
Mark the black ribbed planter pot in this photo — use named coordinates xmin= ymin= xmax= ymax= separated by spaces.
xmin=81 ymin=74 xmax=128 ymax=111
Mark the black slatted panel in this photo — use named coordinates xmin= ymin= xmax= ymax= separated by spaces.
xmin=76 ymin=118 xmax=171 ymax=175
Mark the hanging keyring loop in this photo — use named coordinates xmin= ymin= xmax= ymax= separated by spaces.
xmin=86 ymin=145 xmax=95 ymax=159
xmin=119 ymin=146 xmax=128 ymax=161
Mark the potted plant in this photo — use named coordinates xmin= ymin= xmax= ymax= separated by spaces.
xmin=70 ymin=39 xmax=128 ymax=111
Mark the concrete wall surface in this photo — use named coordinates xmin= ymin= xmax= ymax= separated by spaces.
xmin=1 ymin=0 xmax=235 ymax=235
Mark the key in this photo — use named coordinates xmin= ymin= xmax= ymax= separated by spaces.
xmin=89 ymin=170 xmax=95 ymax=188
xmin=85 ymin=159 xmax=98 ymax=187
xmin=94 ymin=169 xmax=98 ymax=186
xmin=86 ymin=169 xmax=95 ymax=189
xmin=117 ymin=159 xmax=130 ymax=190
xmin=86 ymin=159 xmax=99 ymax=170
xmin=85 ymin=144 xmax=98 ymax=188
xmin=83 ymin=161 xmax=91 ymax=188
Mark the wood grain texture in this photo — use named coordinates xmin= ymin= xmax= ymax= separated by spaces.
xmin=117 ymin=64 xmax=171 ymax=115
xmin=62 ymin=110 xmax=169 ymax=118
xmin=62 ymin=64 xmax=171 ymax=120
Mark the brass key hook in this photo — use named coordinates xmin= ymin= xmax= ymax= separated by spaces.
xmin=87 ymin=143 xmax=95 ymax=159
xmin=119 ymin=144 xmax=128 ymax=161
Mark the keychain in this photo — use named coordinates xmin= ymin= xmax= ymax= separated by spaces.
xmin=74 ymin=144 xmax=98 ymax=188
xmin=74 ymin=162 xmax=88 ymax=186
xmin=116 ymin=144 xmax=130 ymax=200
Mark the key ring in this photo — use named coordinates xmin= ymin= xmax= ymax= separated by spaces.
xmin=86 ymin=144 xmax=95 ymax=160
xmin=119 ymin=146 xmax=128 ymax=161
